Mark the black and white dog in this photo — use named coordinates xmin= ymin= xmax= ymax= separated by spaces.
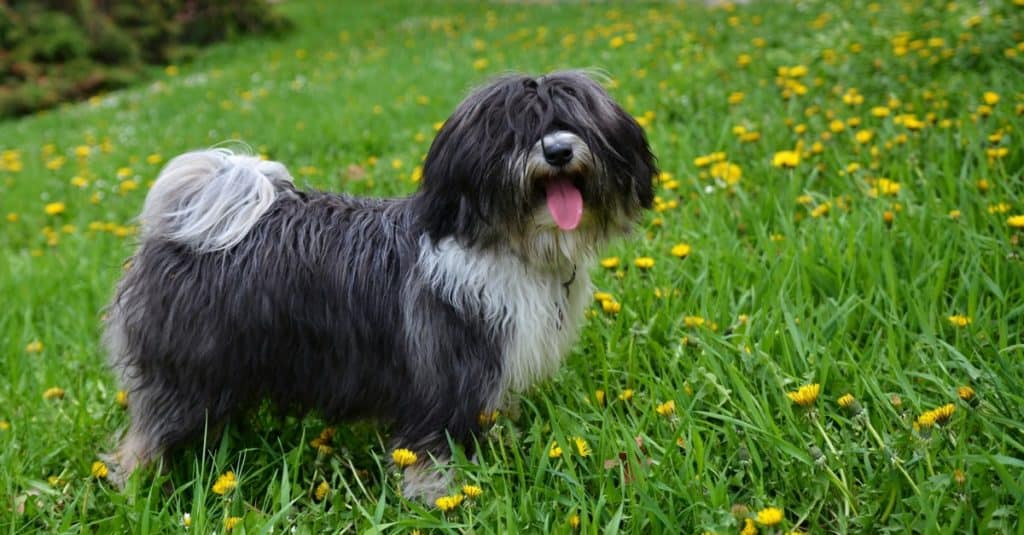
xmin=103 ymin=71 xmax=656 ymax=499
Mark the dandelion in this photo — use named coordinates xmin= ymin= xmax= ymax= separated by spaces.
xmin=671 ymin=243 xmax=691 ymax=258
xmin=932 ymin=403 xmax=955 ymax=424
xmin=772 ymin=150 xmax=800 ymax=168
xmin=44 ymin=202 xmax=66 ymax=216
xmin=740 ymin=518 xmax=758 ymax=535
xmin=609 ymin=36 xmax=625 ymax=48
xmin=728 ymin=91 xmax=745 ymax=105
xmin=115 ymin=390 xmax=128 ymax=407
xmin=25 ymin=340 xmax=43 ymax=353
xmin=983 ymin=91 xmax=1000 ymax=106
xmin=0 ymin=420 xmax=9 ymax=431
xmin=594 ymin=389 xmax=606 ymax=406
xmin=181 ymin=513 xmax=192 ymax=528
xmin=310 ymin=427 xmax=335 ymax=455
xmin=949 ymin=210 xmax=962 ymax=220
xmin=618 ymin=389 xmax=634 ymax=401
xmin=435 ymin=493 xmax=464 ymax=511
xmin=838 ymin=393 xmax=864 ymax=417
xmin=634 ymin=257 xmax=655 ymax=270
xmin=91 ymin=461 xmax=109 ymax=479
xmin=855 ymin=130 xmax=874 ymax=144
xmin=224 ymin=516 xmax=242 ymax=531
xmin=600 ymin=257 xmax=620 ymax=269
xmin=462 ymin=484 xmax=483 ymax=498
xmin=1007 ymin=215 xmax=1024 ymax=228
xmin=43 ymin=387 xmax=65 ymax=400
xmin=947 ymin=315 xmax=971 ymax=327
xmin=549 ymin=441 xmax=563 ymax=458
xmin=146 ymin=154 xmax=163 ymax=165
xmin=601 ymin=298 xmax=621 ymax=314
xmin=756 ymin=507 xmax=784 ymax=526
xmin=391 ymin=448 xmax=418 ymax=467
xmin=573 ymin=437 xmax=591 ymax=457
xmin=212 ymin=471 xmax=238 ymax=494
xmin=472 ymin=58 xmax=489 ymax=71
xmin=569 ymin=513 xmax=581 ymax=529
xmin=957 ymin=385 xmax=975 ymax=402
xmin=315 ymin=480 xmax=330 ymax=501
xmin=683 ymin=315 xmax=705 ymax=328
xmin=786 ymin=384 xmax=820 ymax=406
xmin=710 ymin=161 xmax=742 ymax=184
xmin=656 ymin=400 xmax=676 ymax=416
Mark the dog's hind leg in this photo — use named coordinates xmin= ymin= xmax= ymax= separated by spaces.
xmin=105 ymin=377 xmax=231 ymax=489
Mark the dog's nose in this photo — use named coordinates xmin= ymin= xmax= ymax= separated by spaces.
xmin=542 ymin=138 xmax=574 ymax=166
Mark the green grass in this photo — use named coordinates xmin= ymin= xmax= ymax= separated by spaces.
xmin=2 ymin=0 xmax=1023 ymax=532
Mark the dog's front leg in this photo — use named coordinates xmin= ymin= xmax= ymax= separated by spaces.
xmin=392 ymin=311 xmax=503 ymax=502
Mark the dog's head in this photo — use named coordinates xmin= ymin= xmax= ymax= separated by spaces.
xmin=415 ymin=71 xmax=656 ymax=265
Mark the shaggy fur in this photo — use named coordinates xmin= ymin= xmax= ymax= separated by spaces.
xmin=103 ymin=70 xmax=656 ymax=499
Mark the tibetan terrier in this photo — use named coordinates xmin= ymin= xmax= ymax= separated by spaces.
xmin=103 ymin=70 xmax=656 ymax=499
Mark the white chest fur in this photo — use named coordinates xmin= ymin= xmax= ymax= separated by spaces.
xmin=417 ymin=237 xmax=592 ymax=395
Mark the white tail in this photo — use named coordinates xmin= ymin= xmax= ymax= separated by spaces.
xmin=139 ymin=148 xmax=293 ymax=252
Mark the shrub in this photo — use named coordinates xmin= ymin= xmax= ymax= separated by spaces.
xmin=0 ymin=0 xmax=291 ymax=119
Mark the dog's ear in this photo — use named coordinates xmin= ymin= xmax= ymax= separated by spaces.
xmin=605 ymin=100 xmax=657 ymax=211
xmin=415 ymin=111 xmax=500 ymax=244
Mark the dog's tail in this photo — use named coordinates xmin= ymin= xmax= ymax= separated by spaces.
xmin=139 ymin=148 xmax=293 ymax=252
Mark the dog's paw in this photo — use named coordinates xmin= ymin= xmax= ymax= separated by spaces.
xmin=401 ymin=463 xmax=452 ymax=504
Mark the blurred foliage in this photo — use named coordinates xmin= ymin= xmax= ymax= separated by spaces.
xmin=0 ymin=0 xmax=291 ymax=118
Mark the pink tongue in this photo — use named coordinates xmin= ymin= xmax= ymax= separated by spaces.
xmin=545 ymin=178 xmax=583 ymax=230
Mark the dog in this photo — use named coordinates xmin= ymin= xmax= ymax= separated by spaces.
xmin=103 ymin=70 xmax=656 ymax=499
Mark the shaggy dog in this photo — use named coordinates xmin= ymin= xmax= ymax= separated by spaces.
xmin=103 ymin=70 xmax=656 ymax=499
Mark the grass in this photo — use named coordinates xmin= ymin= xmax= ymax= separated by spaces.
xmin=1 ymin=0 xmax=1023 ymax=532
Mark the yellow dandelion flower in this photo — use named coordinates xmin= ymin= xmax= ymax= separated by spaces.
xmin=947 ymin=315 xmax=971 ymax=327
xmin=594 ymin=389 xmax=606 ymax=406
xmin=0 ymin=420 xmax=9 ymax=431
xmin=855 ymin=130 xmax=874 ymax=144
xmin=609 ymin=36 xmax=625 ymax=48
xmin=435 ymin=493 xmax=464 ymax=511
xmin=683 ymin=315 xmax=705 ymax=328
xmin=772 ymin=150 xmax=800 ymax=168
xmin=1007 ymin=215 xmax=1024 ymax=228
xmin=710 ymin=161 xmax=742 ymax=184
xmin=871 ymin=106 xmax=891 ymax=117
xmin=740 ymin=518 xmax=758 ymax=535
xmin=601 ymin=299 xmax=621 ymax=314
xmin=634 ymin=257 xmax=655 ymax=270
xmin=315 ymin=480 xmax=330 ymax=501
xmin=115 ymin=390 xmax=128 ymax=407
xmin=838 ymin=393 xmax=855 ymax=408
xmin=25 ymin=340 xmax=43 ymax=353
xmin=181 ymin=513 xmax=192 ymax=528
xmin=391 ymin=448 xmax=418 ymax=467
xmin=916 ymin=411 xmax=937 ymax=428
xmin=932 ymin=403 xmax=956 ymax=424
xmin=786 ymin=384 xmax=820 ymax=406
xmin=146 ymin=154 xmax=163 ymax=165
xmin=756 ymin=506 xmax=784 ymax=526
xmin=91 ymin=461 xmax=109 ymax=479
xmin=462 ymin=484 xmax=483 ymax=498
xmin=44 ymin=202 xmax=66 ymax=216
xmin=569 ymin=513 xmax=581 ymax=529
xmin=618 ymin=389 xmax=634 ymax=401
xmin=573 ymin=437 xmax=591 ymax=457
xmin=472 ymin=58 xmax=489 ymax=71
xmin=671 ymin=243 xmax=691 ymax=258
xmin=600 ymin=257 xmax=620 ymax=269
xmin=656 ymin=400 xmax=676 ymax=416
xmin=983 ymin=91 xmax=1000 ymax=106
xmin=728 ymin=91 xmax=745 ymax=105
xmin=212 ymin=471 xmax=238 ymax=494
xmin=549 ymin=441 xmax=563 ymax=459
xmin=957 ymin=385 xmax=975 ymax=401
xmin=43 ymin=387 xmax=65 ymax=400
xmin=224 ymin=516 xmax=242 ymax=530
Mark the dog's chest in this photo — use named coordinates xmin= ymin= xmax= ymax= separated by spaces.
xmin=418 ymin=239 xmax=591 ymax=393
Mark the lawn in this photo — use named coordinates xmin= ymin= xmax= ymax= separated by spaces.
xmin=2 ymin=0 xmax=1023 ymax=532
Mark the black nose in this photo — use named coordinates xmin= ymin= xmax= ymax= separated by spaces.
xmin=543 ymin=139 xmax=574 ymax=166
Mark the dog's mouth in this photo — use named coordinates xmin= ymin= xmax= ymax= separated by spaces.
xmin=537 ymin=173 xmax=585 ymax=230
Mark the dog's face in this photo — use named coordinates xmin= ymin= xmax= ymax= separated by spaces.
xmin=416 ymin=71 xmax=656 ymax=264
